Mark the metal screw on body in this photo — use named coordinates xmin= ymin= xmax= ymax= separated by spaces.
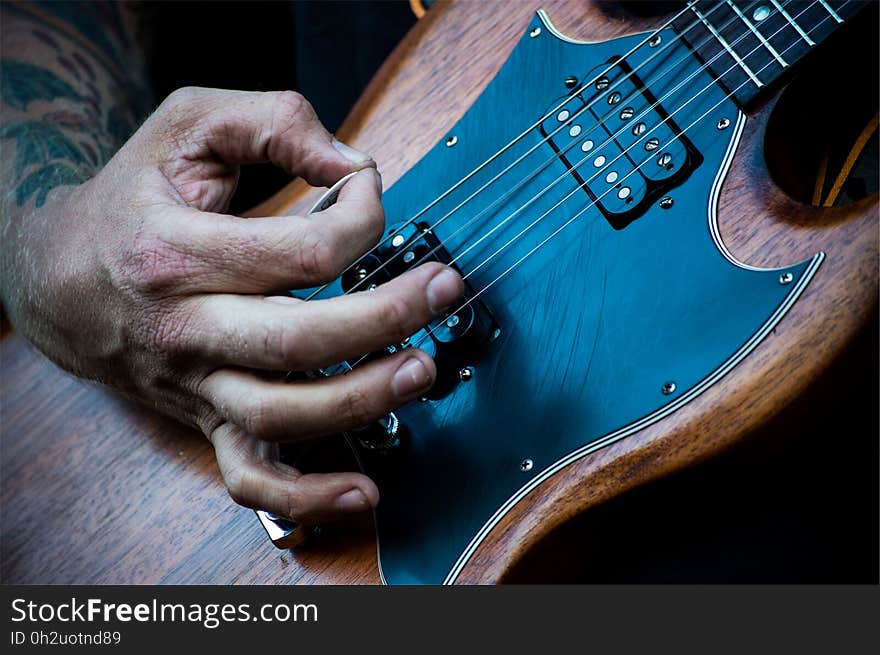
xmin=459 ymin=366 xmax=474 ymax=381
xmin=661 ymin=381 xmax=677 ymax=395
xmin=445 ymin=135 xmax=458 ymax=147
xmin=779 ymin=272 xmax=793 ymax=285
xmin=717 ymin=118 xmax=730 ymax=130
xmin=529 ymin=27 xmax=541 ymax=38
xmin=564 ymin=76 xmax=578 ymax=89
xmin=660 ymin=196 xmax=674 ymax=209
xmin=649 ymin=34 xmax=662 ymax=47
xmin=520 ymin=459 xmax=534 ymax=472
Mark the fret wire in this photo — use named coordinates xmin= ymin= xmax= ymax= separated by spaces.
xmin=769 ymin=0 xmax=816 ymax=45
xmin=727 ymin=0 xmax=788 ymax=67
xmin=688 ymin=1 xmax=764 ymax=87
xmin=817 ymin=0 xmax=844 ymax=23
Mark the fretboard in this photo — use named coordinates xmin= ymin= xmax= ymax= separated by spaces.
xmin=672 ymin=0 xmax=868 ymax=107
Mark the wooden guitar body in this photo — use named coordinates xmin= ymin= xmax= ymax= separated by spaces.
xmin=1 ymin=1 xmax=876 ymax=584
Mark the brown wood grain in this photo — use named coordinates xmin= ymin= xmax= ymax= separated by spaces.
xmin=1 ymin=0 xmax=876 ymax=584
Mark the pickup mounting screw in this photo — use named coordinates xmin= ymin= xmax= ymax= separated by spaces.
xmin=717 ymin=118 xmax=730 ymax=130
xmin=520 ymin=459 xmax=534 ymax=472
xmin=459 ymin=366 xmax=474 ymax=381
xmin=660 ymin=196 xmax=674 ymax=209
xmin=661 ymin=381 xmax=677 ymax=395
xmin=649 ymin=34 xmax=662 ymax=47
xmin=529 ymin=27 xmax=541 ymax=38
xmin=779 ymin=272 xmax=793 ymax=285
xmin=564 ymin=76 xmax=578 ymax=89
xmin=445 ymin=135 xmax=458 ymax=147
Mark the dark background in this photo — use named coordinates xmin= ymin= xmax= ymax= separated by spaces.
xmin=148 ymin=1 xmax=878 ymax=584
xmin=150 ymin=0 xmax=417 ymax=214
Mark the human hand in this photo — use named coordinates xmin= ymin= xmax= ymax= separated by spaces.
xmin=0 ymin=87 xmax=463 ymax=522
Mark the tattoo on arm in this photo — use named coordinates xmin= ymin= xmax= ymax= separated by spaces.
xmin=0 ymin=1 xmax=153 ymax=210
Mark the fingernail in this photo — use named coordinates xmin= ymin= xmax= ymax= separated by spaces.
xmin=426 ymin=268 xmax=463 ymax=313
xmin=370 ymin=167 xmax=383 ymax=194
xmin=391 ymin=357 xmax=432 ymax=398
xmin=335 ymin=488 xmax=371 ymax=511
xmin=332 ymin=137 xmax=373 ymax=166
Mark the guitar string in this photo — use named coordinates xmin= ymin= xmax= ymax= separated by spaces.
xmin=347 ymin=1 xmax=818 ymax=369
xmin=346 ymin=0 xmax=806 ymax=367
xmin=339 ymin=0 xmax=784 ymax=298
xmin=398 ymin=0 xmax=840 ymax=356
xmin=388 ymin=0 xmax=840 ymax=361
xmin=303 ymin=2 xmax=704 ymax=301
xmin=446 ymin=0 xmax=795 ymax=278
xmin=332 ymin=0 xmax=744 ymax=299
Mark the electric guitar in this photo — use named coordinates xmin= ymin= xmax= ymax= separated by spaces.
xmin=2 ymin=0 xmax=876 ymax=584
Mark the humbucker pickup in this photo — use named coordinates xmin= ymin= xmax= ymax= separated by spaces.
xmin=540 ymin=60 xmax=702 ymax=229
xmin=340 ymin=221 xmax=500 ymax=400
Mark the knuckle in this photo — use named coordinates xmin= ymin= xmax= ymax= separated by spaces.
xmin=273 ymin=90 xmax=312 ymax=123
xmin=120 ymin=225 xmax=193 ymax=294
xmin=261 ymin=320 xmax=306 ymax=370
xmin=239 ymin=394 xmax=277 ymax=438
xmin=381 ymin=294 xmax=416 ymax=343
xmin=223 ymin=466 xmax=248 ymax=507
xmin=160 ymin=86 xmax=205 ymax=116
xmin=278 ymin=486 xmax=304 ymax=521
xmin=143 ymin=308 xmax=195 ymax=357
xmin=297 ymin=227 xmax=341 ymax=282
xmin=363 ymin=204 xmax=386 ymax=247
xmin=340 ymin=385 xmax=375 ymax=429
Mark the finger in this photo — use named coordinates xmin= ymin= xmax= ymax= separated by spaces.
xmin=152 ymin=87 xmax=374 ymax=187
xmin=154 ymin=167 xmax=384 ymax=293
xmin=210 ymin=422 xmax=379 ymax=523
xmin=201 ymin=349 xmax=436 ymax=441
xmin=183 ymin=262 xmax=463 ymax=371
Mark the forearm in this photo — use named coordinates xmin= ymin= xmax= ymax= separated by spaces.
xmin=0 ymin=0 xmax=152 ymax=317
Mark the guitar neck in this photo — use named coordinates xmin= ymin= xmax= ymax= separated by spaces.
xmin=672 ymin=0 xmax=868 ymax=108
